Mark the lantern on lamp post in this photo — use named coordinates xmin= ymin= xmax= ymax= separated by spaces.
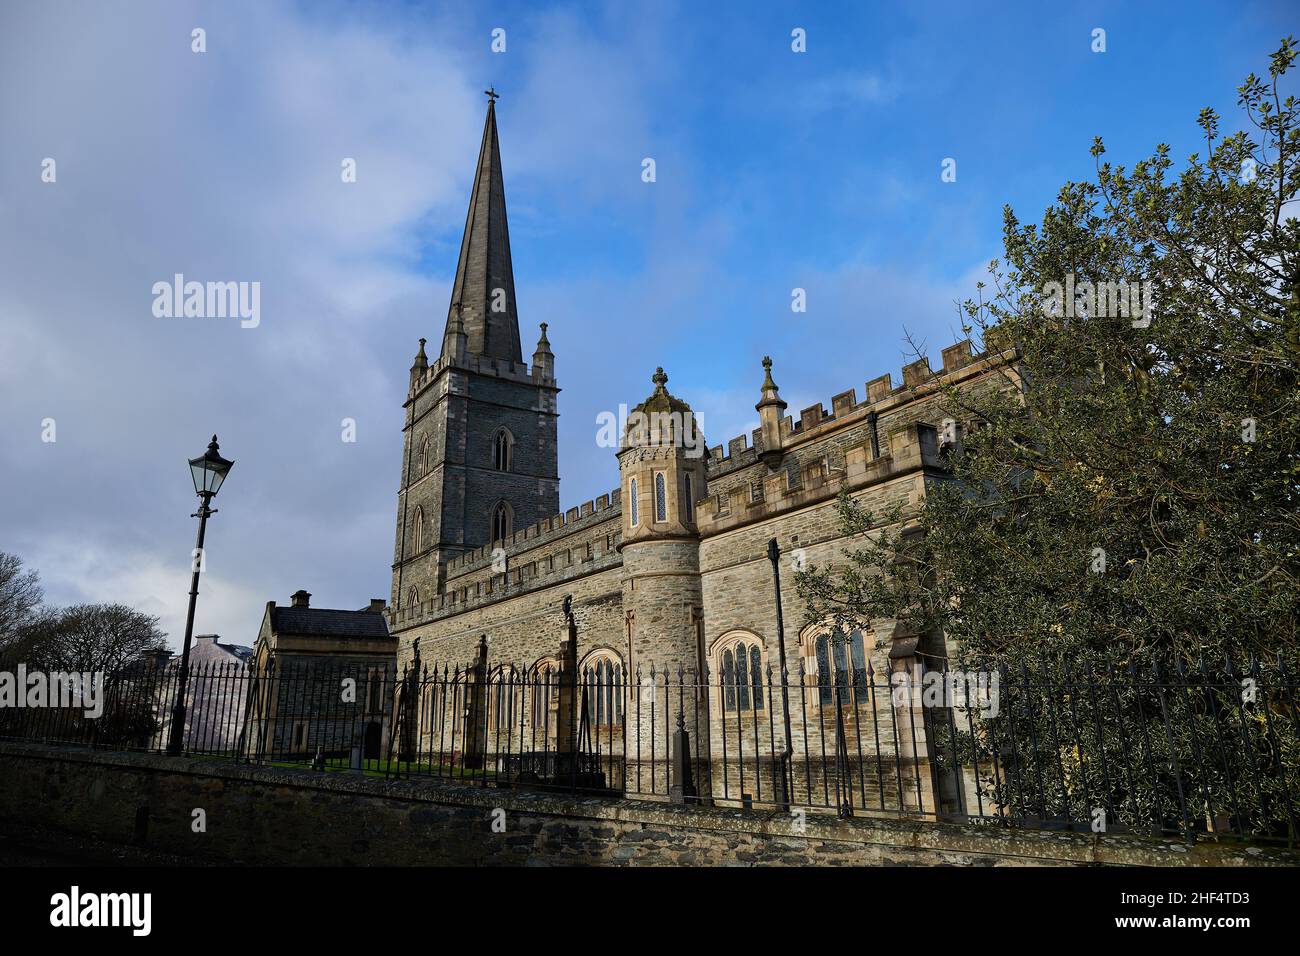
xmin=166 ymin=435 xmax=234 ymax=755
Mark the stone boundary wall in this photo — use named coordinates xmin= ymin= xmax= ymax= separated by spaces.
xmin=1 ymin=742 xmax=1293 ymax=867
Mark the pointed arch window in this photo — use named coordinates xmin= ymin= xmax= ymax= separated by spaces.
xmin=719 ymin=637 xmax=765 ymax=713
xmin=491 ymin=501 xmax=512 ymax=543
xmin=531 ymin=659 xmax=560 ymax=729
xmin=488 ymin=665 xmax=517 ymax=730
xmin=629 ymin=478 xmax=639 ymax=526
xmin=411 ymin=506 xmax=425 ymax=555
xmin=493 ymin=428 xmax=513 ymax=472
xmin=582 ymin=653 xmax=624 ymax=729
xmin=812 ymin=627 xmax=869 ymax=707
xmin=406 ymin=587 xmax=419 ymax=607
xmin=654 ymin=472 xmax=667 ymax=522
xmin=417 ymin=434 xmax=430 ymax=476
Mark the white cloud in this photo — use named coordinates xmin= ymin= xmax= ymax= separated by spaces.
xmin=24 ymin=535 xmax=265 ymax=651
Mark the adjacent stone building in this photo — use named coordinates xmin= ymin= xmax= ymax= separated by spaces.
xmin=385 ymin=96 xmax=1016 ymax=810
xmin=245 ymin=590 xmax=396 ymax=762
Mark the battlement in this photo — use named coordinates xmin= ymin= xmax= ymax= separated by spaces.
xmin=410 ymin=350 xmax=556 ymax=396
xmin=443 ymin=487 xmax=622 ymax=576
xmin=698 ymin=420 xmax=944 ymax=535
xmin=707 ymin=337 xmax=1010 ymax=475
xmin=391 ymin=500 xmax=623 ymax=631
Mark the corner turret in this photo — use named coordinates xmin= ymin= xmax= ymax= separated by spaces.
xmin=617 ymin=368 xmax=707 ymax=545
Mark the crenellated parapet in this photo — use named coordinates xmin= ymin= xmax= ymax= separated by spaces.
xmin=705 ymin=337 xmax=1013 ymax=480
xmin=388 ymin=540 xmax=621 ymax=631
xmin=443 ymin=487 xmax=622 ymax=576
xmin=408 ymin=349 xmax=556 ymax=398
xmin=390 ymin=485 xmax=624 ymax=630
xmin=697 ymin=419 xmax=944 ymax=536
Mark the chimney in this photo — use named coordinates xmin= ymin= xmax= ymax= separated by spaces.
xmin=368 ymin=598 xmax=386 ymax=613
xmin=290 ymin=590 xmax=311 ymax=608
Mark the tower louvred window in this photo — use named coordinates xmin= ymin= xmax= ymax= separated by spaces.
xmin=492 ymin=502 xmax=511 ymax=542
xmin=493 ymin=429 xmax=512 ymax=471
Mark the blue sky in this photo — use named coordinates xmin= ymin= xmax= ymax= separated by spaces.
xmin=0 ymin=0 xmax=1292 ymax=647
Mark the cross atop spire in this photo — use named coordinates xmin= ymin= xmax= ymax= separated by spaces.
xmin=440 ymin=91 xmax=522 ymax=363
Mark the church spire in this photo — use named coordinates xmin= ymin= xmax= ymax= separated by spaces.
xmin=441 ymin=90 xmax=522 ymax=363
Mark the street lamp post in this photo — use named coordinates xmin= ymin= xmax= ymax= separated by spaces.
xmin=166 ymin=434 xmax=234 ymax=756
xmin=766 ymin=538 xmax=794 ymax=811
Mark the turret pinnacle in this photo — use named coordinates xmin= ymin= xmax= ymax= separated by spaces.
xmin=440 ymin=92 xmax=522 ymax=363
xmin=756 ymin=356 xmax=787 ymax=468
xmin=756 ymin=356 xmax=786 ymax=410
xmin=409 ymin=337 xmax=428 ymax=389
xmin=532 ymin=322 xmax=554 ymax=381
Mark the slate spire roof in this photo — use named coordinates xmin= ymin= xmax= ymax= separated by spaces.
xmin=440 ymin=95 xmax=522 ymax=363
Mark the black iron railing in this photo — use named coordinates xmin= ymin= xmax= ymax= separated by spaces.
xmin=1 ymin=652 xmax=1296 ymax=844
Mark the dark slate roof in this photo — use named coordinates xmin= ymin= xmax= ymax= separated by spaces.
xmin=270 ymin=607 xmax=390 ymax=639
xmin=219 ymin=642 xmax=254 ymax=661
xmin=440 ymin=97 xmax=522 ymax=363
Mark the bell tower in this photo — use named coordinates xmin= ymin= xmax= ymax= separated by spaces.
xmin=391 ymin=92 xmax=560 ymax=610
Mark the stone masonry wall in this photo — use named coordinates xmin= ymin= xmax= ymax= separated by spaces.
xmin=399 ymin=565 xmax=627 ymax=669
xmin=2 ymin=742 xmax=1292 ymax=867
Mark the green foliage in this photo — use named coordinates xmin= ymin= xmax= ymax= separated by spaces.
xmin=799 ymin=39 xmax=1299 ymax=666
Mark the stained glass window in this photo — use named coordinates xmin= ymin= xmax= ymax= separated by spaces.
xmin=815 ymin=628 xmax=869 ymax=707
xmin=722 ymin=641 xmax=764 ymax=712
xmin=722 ymin=649 xmax=736 ymax=710
xmin=815 ymin=633 xmax=833 ymax=706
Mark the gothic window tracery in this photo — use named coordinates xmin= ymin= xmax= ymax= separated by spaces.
xmin=805 ymin=625 xmax=870 ymax=707
xmin=716 ymin=634 xmax=765 ymax=713
xmin=493 ymin=428 xmax=513 ymax=472
xmin=491 ymin=501 xmax=512 ymax=542
xmin=582 ymin=651 xmax=624 ymax=729
xmin=411 ymin=506 xmax=424 ymax=555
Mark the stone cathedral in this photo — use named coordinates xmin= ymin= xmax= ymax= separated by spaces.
xmin=386 ymin=96 xmax=1008 ymax=760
